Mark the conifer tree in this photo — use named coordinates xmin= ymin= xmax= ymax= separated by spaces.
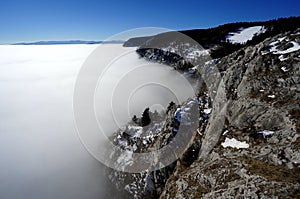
xmin=141 ymin=108 xmax=151 ymax=127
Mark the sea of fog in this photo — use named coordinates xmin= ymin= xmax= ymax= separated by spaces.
xmin=0 ymin=44 xmax=194 ymax=199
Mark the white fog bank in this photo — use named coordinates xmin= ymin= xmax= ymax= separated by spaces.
xmin=0 ymin=44 xmax=111 ymax=199
xmin=0 ymin=44 xmax=196 ymax=198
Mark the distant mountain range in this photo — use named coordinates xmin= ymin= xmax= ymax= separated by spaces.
xmin=13 ymin=40 xmax=124 ymax=45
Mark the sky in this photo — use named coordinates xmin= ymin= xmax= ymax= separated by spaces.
xmin=0 ymin=0 xmax=299 ymax=44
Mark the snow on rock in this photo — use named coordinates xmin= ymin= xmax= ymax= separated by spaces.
xmin=187 ymin=67 xmax=198 ymax=75
xmin=222 ymin=130 xmax=229 ymax=135
xmin=278 ymin=37 xmax=287 ymax=42
xmin=270 ymin=41 xmax=300 ymax=55
xmin=279 ymin=55 xmax=289 ymax=62
xmin=173 ymin=100 xmax=196 ymax=125
xmin=227 ymin=26 xmax=265 ymax=44
xmin=270 ymin=37 xmax=286 ymax=46
xmin=174 ymin=108 xmax=182 ymax=122
xmin=116 ymin=150 xmax=134 ymax=171
xmin=267 ymin=94 xmax=276 ymax=98
xmin=258 ymin=130 xmax=275 ymax=138
xmin=281 ymin=66 xmax=289 ymax=72
xmin=142 ymin=140 xmax=148 ymax=145
xmin=128 ymin=125 xmax=143 ymax=137
xmin=186 ymin=100 xmax=196 ymax=107
xmin=203 ymin=108 xmax=212 ymax=114
xmin=145 ymin=123 xmax=163 ymax=134
xmin=118 ymin=138 xmax=128 ymax=147
xmin=186 ymin=50 xmax=209 ymax=59
xmin=221 ymin=138 xmax=249 ymax=149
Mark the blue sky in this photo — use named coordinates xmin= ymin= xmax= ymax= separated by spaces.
xmin=0 ymin=0 xmax=299 ymax=44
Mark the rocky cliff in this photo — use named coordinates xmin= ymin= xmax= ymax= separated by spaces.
xmin=160 ymin=28 xmax=300 ymax=199
xmin=109 ymin=21 xmax=300 ymax=198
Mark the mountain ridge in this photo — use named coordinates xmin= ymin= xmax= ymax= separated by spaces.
xmin=12 ymin=40 xmax=124 ymax=45
xmin=124 ymin=16 xmax=300 ymax=59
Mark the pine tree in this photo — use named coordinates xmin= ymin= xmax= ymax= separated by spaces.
xmin=166 ymin=101 xmax=176 ymax=114
xmin=141 ymin=108 xmax=151 ymax=127
xmin=132 ymin=115 xmax=138 ymax=124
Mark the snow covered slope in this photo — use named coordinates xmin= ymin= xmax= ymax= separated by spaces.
xmin=227 ymin=26 xmax=266 ymax=44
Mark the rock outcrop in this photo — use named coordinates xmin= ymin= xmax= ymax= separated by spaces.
xmin=109 ymin=24 xmax=300 ymax=198
xmin=160 ymin=29 xmax=300 ymax=198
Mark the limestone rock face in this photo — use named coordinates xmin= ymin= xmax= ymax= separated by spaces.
xmin=109 ymin=28 xmax=300 ymax=198
xmin=160 ymin=29 xmax=300 ymax=198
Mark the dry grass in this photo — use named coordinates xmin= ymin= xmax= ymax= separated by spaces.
xmin=244 ymin=156 xmax=300 ymax=184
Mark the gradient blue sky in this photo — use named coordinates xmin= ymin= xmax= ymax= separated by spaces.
xmin=0 ymin=0 xmax=299 ymax=44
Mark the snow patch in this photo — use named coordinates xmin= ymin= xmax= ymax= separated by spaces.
xmin=278 ymin=37 xmax=287 ymax=42
xmin=203 ymin=108 xmax=212 ymax=114
xmin=267 ymin=94 xmax=276 ymax=98
xmin=222 ymin=130 xmax=229 ymax=135
xmin=270 ymin=41 xmax=279 ymax=46
xmin=221 ymin=138 xmax=249 ymax=149
xmin=279 ymin=55 xmax=289 ymax=62
xmin=227 ymin=26 xmax=265 ymax=44
xmin=270 ymin=41 xmax=300 ymax=54
xmin=281 ymin=66 xmax=289 ymax=72
xmin=258 ymin=130 xmax=274 ymax=138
